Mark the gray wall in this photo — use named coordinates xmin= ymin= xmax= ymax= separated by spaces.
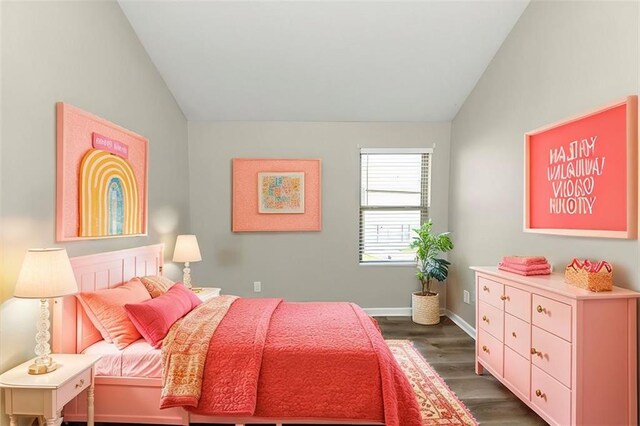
xmin=448 ymin=0 xmax=640 ymax=326
xmin=0 ymin=1 xmax=190 ymax=407
xmin=188 ymin=122 xmax=450 ymax=308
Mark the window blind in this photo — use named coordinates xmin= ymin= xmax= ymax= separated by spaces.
xmin=359 ymin=149 xmax=432 ymax=263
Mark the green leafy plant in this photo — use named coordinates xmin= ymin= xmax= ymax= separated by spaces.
xmin=410 ymin=220 xmax=454 ymax=296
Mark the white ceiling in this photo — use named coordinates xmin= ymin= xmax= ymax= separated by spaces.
xmin=119 ymin=1 xmax=529 ymax=122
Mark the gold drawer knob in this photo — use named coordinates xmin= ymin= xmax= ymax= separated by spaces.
xmin=500 ymin=295 xmax=507 ymax=301
xmin=75 ymin=379 xmax=85 ymax=389
xmin=537 ymin=305 xmax=546 ymax=313
xmin=512 ymin=331 xmax=517 ymax=338
xmin=483 ymin=285 xmax=489 ymax=292
xmin=530 ymin=347 xmax=542 ymax=356
xmin=482 ymin=315 xmax=488 ymax=322
xmin=482 ymin=345 xmax=489 ymax=353
xmin=535 ymin=389 xmax=546 ymax=399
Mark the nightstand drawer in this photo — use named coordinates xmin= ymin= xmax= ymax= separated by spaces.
xmin=58 ymin=368 xmax=91 ymax=408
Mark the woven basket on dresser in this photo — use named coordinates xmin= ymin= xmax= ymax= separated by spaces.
xmin=412 ymin=292 xmax=440 ymax=325
xmin=564 ymin=259 xmax=613 ymax=292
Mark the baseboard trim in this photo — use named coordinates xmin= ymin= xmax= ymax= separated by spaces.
xmin=445 ymin=309 xmax=476 ymax=340
xmin=363 ymin=307 xmax=412 ymax=316
xmin=364 ymin=307 xmax=476 ymax=340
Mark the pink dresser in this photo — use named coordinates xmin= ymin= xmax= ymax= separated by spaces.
xmin=472 ymin=267 xmax=640 ymax=426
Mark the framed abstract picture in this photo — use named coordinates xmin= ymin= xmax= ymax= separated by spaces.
xmin=258 ymin=172 xmax=305 ymax=214
xmin=232 ymin=158 xmax=321 ymax=232
xmin=524 ymin=96 xmax=637 ymax=239
xmin=56 ymin=102 xmax=148 ymax=241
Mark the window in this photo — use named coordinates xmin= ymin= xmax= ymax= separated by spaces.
xmin=359 ymin=148 xmax=432 ymax=264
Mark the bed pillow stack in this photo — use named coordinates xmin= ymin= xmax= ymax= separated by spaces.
xmin=498 ymin=256 xmax=551 ymax=276
xmin=124 ymin=282 xmax=202 ymax=347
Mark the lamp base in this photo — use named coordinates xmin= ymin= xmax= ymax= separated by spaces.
xmin=28 ymin=360 xmax=58 ymax=375
xmin=182 ymin=262 xmax=192 ymax=289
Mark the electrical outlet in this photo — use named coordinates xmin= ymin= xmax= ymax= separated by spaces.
xmin=463 ymin=290 xmax=470 ymax=304
xmin=253 ymin=281 xmax=262 ymax=292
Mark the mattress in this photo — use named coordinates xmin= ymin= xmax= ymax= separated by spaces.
xmin=82 ymin=339 xmax=162 ymax=378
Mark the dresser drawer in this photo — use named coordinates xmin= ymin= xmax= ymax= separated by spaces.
xmin=531 ymin=326 xmax=572 ymax=388
xmin=504 ymin=285 xmax=530 ymax=322
xmin=504 ymin=312 xmax=530 ymax=359
xmin=478 ymin=328 xmax=503 ymax=376
xmin=57 ymin=368 xmax=91 ymax=409
xmin=532 ymin=294 xmax=572 ymax=342
xmin=478 ymin=300 xmax=504 ymax=342
xmin=478 ymin=276 xmax=504 ymax=309
xmin=504 ymin=346 xmax=530 ymax=399
xmin=531 ymin=365 xmax=571 ymax=426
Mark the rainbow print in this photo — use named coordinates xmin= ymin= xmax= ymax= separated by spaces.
xmin=79 ymin=149 xmax=141 ymax=237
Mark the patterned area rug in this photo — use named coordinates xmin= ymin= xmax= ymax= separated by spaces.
xmin=387 ymin=339 xmax=478 ymax=425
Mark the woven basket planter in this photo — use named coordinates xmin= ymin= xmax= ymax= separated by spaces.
xmin=412 ymin=292 xmax=440 ymax=325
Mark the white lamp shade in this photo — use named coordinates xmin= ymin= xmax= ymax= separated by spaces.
xmin=173 ymin=235 xmax=202 ymax=263
xmin=14 ymin=248 xmax=78 ymax=299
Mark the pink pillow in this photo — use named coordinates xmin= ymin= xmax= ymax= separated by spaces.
xmin=124 ymin=282 xmax=202 ymax=347
xmin=76 ymin=278 xmax=151 ymax=349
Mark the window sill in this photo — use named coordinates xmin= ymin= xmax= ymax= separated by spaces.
xmin=359 ymin=261 xmax=417 ymax=267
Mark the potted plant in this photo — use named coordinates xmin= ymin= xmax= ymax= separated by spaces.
xmin=410 ymin=220 xmax=454 ymax=325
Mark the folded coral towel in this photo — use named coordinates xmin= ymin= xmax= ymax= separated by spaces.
xmin=502 ymin=256 xmax=548 ymax=266
xmin=500 ymin=261 xmax=550 ymax=273
xmin=498 ymin=263 xmax=551 ymax=276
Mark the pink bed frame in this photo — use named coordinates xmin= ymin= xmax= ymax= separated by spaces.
xmin=52 ymin=245 xmax=383 ymax=426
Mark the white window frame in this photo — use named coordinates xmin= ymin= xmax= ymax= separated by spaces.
xmin=359 ymin=147 xmax=433 ymax=265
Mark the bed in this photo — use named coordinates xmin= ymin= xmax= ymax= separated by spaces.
xmin=51 ymin=245 xmax=421 ymax=426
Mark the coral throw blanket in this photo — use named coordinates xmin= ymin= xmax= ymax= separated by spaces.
xmin=160 ymin=297 xmax=422 ymax=426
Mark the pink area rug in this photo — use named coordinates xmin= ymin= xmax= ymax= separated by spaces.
xmin=387 ymin=340 xmax=479 ymax=425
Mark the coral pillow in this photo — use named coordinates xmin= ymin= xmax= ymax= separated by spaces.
xmin=76 ymin=278 xmax=151 ymax=349
xmin=140 ymin=275 xmax=175 ymax=298
xmin=124 ymin=282 xmax=202 ymax=347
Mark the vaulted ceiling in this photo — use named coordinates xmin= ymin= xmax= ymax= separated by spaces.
xmin=119 ymin=1 xmax=529 ymax=122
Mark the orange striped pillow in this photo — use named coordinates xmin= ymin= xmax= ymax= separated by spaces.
xmin=140 ymin=275 xmax=175 ymax=298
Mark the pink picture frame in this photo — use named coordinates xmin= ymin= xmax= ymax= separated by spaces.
xmin=232 ymin=158 xmax=321 ymax=232
xmin=56 ymin=102 xmax=149 ymax=241
xmin=524 ymin=96 xmax=638 ymax=239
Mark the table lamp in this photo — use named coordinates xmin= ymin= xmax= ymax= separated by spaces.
xmin=14 ymin=248 xmax=78 ymax=374
xmin=173 ymin=234 xmax=202 ymax=289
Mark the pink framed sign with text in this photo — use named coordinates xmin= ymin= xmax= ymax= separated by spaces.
xmin=524 ymin=96 xmax=637 ymax=239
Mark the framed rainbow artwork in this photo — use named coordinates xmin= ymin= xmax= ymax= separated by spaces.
xmin=56 ymin=103 xmax=148 ymax=241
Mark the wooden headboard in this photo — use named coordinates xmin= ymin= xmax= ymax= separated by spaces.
xmin=52 ymin=244 xmax=164 ymax=354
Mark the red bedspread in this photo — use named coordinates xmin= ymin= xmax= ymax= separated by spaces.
xmin=162 ymin=298 xmax=422 ymax=426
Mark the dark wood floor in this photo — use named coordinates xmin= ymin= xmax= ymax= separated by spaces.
xmin=377 ymin=316 xmax=547 ymax=425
